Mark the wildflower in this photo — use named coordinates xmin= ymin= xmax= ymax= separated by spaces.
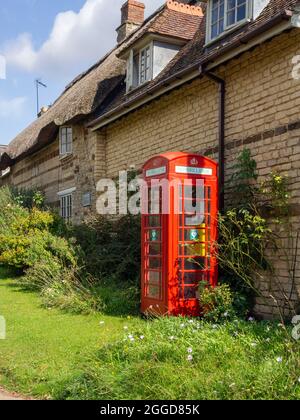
xmin=223 ymin=312 xmax=229 ymax=318
xmin=130 ymin=338 xmax=135 ymax=342
xmin=99 ymin=321 xmax=105 ymax=326
xmin=169 ymin=336 xmax=175 ymax=341
xmin=212 ymin=324 xmax=218 ymax=329
xmin=189 ymin=320 xmax=194 ymax=324
xmin=180 ymin=323 xmax=185 ymax=328
xmin=276 ymin=357 xmax=283 ymax=363
xmin=187 ymin=347 xmax=193 ymax=354
xmin=128 ymin=334 xmax=134 ymax=339
xmin=140 ymin=336 xmax=145 ymax=340
xmin=187 ymin=355 xmax=193 ymax=361
xmin=248 ymin=317 xmax=255 ymax=322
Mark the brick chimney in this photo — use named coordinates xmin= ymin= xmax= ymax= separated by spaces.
xmin=117 ymin=0 xmax=145 ymax=44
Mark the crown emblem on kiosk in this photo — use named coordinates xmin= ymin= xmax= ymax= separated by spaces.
xmin=190 ymin=158 xmax=199 ymax=166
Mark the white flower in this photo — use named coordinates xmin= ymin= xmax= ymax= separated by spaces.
xmin=276 ymin=357 xmax=283 ymax=363
xmin=140 ymin=336 xmax=145 ymax=340
xmin=99 ymin=321 xmax=105 ymax=325
xmin=298 ymin=377 xmax=300 ymax=383
xmin=248 ymin=317 xmax=255 ymax=322
xmin=223 ymin=312 xmax=229 ymax=317
xmin=212 ymin=324 xmax=218 ymax=329
xmin=169 ymin=336 xmax=175 ymax=341
xmin=124 ymin=326 xmax=128 ymax=330
xmin=187 ymin=347 xmax=193 ymax=354
xmin=251 ymin=342 xmax=257 ymax=347
xmin=130 ymin=338 xmax=135 ymax=342
xmin=128 ymin=334 xmax=134 ymax=339
xmin=189 ymin=320 xmax=194 ymax=324
xmin=187 ymin=355 xmax=193 ymax=361
xmin=180 ymin=323 xmax=186 ymax=328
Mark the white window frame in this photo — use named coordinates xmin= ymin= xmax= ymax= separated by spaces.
xmin=60 ymin=194 xmax=72 ymax=222
xmin=207 ymin=0 xmax=251 ymax=43
xmin=139 ymin=43 xmax=153 ymax=85
xmin=126 ymin=42 xmax=153 ymax=92
xmin=59 ymin=126 xmax=73 ymax=156
xmin=58 ymin=187 xmax=76 ymax=222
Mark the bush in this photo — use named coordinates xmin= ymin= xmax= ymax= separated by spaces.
xmin=198 ymin=283 xmax=234 ymax=322
xmin=72 ymin=214 xmax=141 ymax=283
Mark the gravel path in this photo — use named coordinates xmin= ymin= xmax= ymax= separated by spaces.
xmin=0 ymin=387 xmax=25 ymax=400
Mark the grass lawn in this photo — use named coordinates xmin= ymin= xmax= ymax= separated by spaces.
xmin=1 ymin=268 xmax=300 ymax=400
xmin=0 ymin=270 xmax=142 ymax=399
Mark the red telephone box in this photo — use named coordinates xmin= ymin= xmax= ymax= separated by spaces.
xmin=141 ymin=152 xmax=218 ymax=317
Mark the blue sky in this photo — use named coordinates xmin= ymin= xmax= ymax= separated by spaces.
xmin=0 ymin=0 xmax=162 ymax=145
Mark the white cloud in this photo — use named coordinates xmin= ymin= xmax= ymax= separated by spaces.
xmin=2 ymin=0 xmax=163 ymax=80
xmin=0 ymin=96 xmax=27 ymax=118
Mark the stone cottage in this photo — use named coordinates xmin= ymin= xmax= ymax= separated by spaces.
xmin=1 ymin=0 xmax=300 ymax=317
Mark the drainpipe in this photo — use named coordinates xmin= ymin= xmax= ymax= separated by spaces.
xmin=199 ymin=66 xmax=225 ymax=213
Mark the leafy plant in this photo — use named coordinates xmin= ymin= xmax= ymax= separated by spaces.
xmin=198 ymin=282 xmax=234 ymax=322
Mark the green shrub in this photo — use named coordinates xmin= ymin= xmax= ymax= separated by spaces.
xmin=72 ymin=214 xmax=141 ymax=283
xmin=10 ymin=186 xmax=45 ymax=209
xmin=198 ymin=283 xmax=234 ymax=322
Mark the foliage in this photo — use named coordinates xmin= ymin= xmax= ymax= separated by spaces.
xmin=198 ymin=282 xmax=234 ymax=322
xmin=229 ymin=148 xmax=258 ymax=208
xmin=72 ymin=214 xmax=141 ymax=283
xmin=21 ymin=262 xmax=105 ymax=314
xmin=217 ymin=208 xmax=272 ymax=292
xmin=214 ymin=149 xmax=292 ymax=317
xmin=10 ymin=186 xmax=45 ymax=209
xmin=57 ymin=316 xmax=300 ymax=401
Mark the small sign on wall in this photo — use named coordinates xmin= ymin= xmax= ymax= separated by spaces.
xmin=82 ymin=192 xmax=92 ymax=207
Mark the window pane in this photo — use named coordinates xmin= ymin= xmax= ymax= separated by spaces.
xmin=219 ymin=18 xmax=224 ymax=33
xmin=211 ymin=23 xmax=218 ymax=39
xmin=227 ymin=0 xmax=236 ymax=10
xmin=227 ymin=9 xmax=235 ymax=26
xmin=212 ymin=8 xmax=218 ymax=23
xmin=148 ymin=271 xmax=161 ymax=285
xmin=237 ymin=4 xmax=246 ymax=21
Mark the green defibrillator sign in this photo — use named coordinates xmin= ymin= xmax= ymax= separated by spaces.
xmin=150 ymin=230 xmax=158 ymax=242
xmin=189 ymin=229 xmax=199 ymax=241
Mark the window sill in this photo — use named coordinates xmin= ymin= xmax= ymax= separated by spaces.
xmin=126 ymin=80 xmax=151 ymax=96
xmin=59 ymin=152 xmax=73 ymax=161
xmin=205 ymin=19 xmax=250 ymax=48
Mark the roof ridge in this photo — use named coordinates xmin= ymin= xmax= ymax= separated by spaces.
xmin=166 ymin=0 xmax=203 ymax=16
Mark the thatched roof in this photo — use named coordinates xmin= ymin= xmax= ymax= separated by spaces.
xmin=3 ymin=48 xmax=125 ymax=166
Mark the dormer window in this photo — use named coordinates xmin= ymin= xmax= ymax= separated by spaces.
xmin=207 ymin=0 xmax=249 ymax=42
xmin=127 ymin=43 xmax=153 ymax=91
